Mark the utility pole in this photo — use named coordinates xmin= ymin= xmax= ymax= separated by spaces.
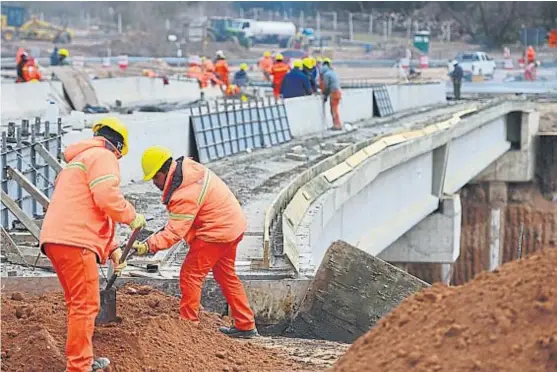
xmin=316 ymin=12 xmax=321 ymax=36
xmin=117 ymin=13 xmax=122 ymax=34
xmin=407 ymin=18 xmax=412 ymax=39
xmin=368 ymin=13 xmax=373 ymax=34
xmin=299 ymin=10 xmax=305 ymax=29
xmin=332 ymin=12 xmax=337 ymax=31
xmin=383 ymin=19 xmax=388 ymax=42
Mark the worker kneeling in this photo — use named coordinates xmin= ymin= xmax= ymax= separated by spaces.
xmin=134 ymin=146 xmax=258 ymax=338
xmin=40 ymin=117 xmax=146 ymax=372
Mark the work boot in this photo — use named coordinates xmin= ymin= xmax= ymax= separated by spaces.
xmin=91 ymin=357 xmax=111 ymax=371
xmin=218 ymin=325 xmax=259 ymax=339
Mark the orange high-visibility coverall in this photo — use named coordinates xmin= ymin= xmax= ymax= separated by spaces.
xmin=271 ymin=62 xmax=290 ymax=98
xmin=330 ymin=90 xmax=342 ymax=129
xmin=527 ymin=46 xmax=536 ymax=64
xmin=146 ymin=157 xmax=255 ymax=331
xmin=258 ymin=56 xmax=273 ymax=80
xmin=215 ymin=59 xmax=230 ymax=87
xmin=40 ymin=137 xmax=137 ymax=372
xmin=203 ymin=59 xmax=215 ymax=73
xmin=22 ymin=60 xmax=42 ymax=82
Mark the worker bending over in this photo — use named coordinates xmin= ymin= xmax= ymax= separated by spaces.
xmin=321 ymin=58 xmax=342 ymax=130
xmin=214 ymin=50 xmax=230 ymax=87
xmin=271 ymin=53 xmax=290 ymax=98
xmin=280 ymin=59 xmax=312 ymax=99
xmin=40 ymin=117 xmax=146 ymax=372
xmin=134 ymin=146 xmax=258 ymax=339
xmin=259 ymin=51 xmax=273 ymax=81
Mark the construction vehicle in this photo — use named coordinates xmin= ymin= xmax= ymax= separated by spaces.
xmin=206 ymin=17 xmax=250 ymax=49
xmin=1 ymin=5 xmax=73 ymax=43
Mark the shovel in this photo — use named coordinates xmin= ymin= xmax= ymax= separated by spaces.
xmin=95 ymin=228 xmax=142 ymax=325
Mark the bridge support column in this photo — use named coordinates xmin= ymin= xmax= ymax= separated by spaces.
xmin=487 ymin=181 xmax=507 ymax=271
xmin=378 ymin=193 xmax=461 ymax=264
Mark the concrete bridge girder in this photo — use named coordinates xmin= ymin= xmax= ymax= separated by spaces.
xmin=294 ymin=102 xmax=539 ymax=272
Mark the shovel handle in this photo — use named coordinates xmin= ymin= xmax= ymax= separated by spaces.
xmin=105 ymin=227 xmax=142 ymax=291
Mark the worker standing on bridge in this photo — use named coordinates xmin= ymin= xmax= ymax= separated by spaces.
xmin=232 ymin=63 xmax=250 ymax=88
xmin=280 ymin=59 xmax=311 ymax=98
xmin=133 ymin=146 xmax=258 ymax=339
xmin=16 ymin=52 xmax=29 ymax=83
xmin=40 ymin=117 xmax=146 ymax=372
xmin=450 ymin=60 xmax=463 ymax=100
xmin=321 ymin=58 xmax=342 ymax=130
xmin=526 ymin=45 xmax=536 ymax=64
xmin=259 ymin=51 xmax=273 ymax=81
xmin=214 ymin=50 xmax=230 ymax=87
xmin=302 ymin=57 xmax=318 ymax=93
xmin=271 ymin=53 xmax=290 ymax=98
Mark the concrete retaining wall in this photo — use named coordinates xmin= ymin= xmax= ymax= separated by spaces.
xmin=91 ymin=77 xmax=203 ymax=107
xmin=63 ymin=110 xmax=192 ymax=185
xmin=387 ymin=82 xmax=446 ymax=113
xmin=1 ymin=82 xmax=67 ymax=122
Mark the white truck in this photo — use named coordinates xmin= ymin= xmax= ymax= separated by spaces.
xmin=232 ymin=19 xmax=296 ymax=47
xmin=448 ymin=52 xmax=496 ymax=81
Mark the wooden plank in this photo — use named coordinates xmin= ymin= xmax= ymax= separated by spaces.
xmin=33 ymin=143 xmax=63 ymax=173
xmin=6 ymin=166 xmax=50 ymax=209
xmin=0 ymin=190 xmax=40 ymax=240
xmin=1 ymin=227 xmax=29 ymax=266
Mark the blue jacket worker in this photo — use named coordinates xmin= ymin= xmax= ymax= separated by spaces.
xmin=280 ymin=59 xmax=312 ymax=99
xmin=232 ymin=63 xmax=250 ymax=87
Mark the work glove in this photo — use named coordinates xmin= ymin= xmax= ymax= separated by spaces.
xmin=129 ymin=213 xmax=147 ymax=230
xmin=110 ymin=248 xmax=127 ymax=277
xmin=133 ymin=241 xmax=150 ymax=256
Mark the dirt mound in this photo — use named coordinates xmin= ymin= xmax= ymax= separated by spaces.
xmin=333 ymin=248 xmax=557 ymax=372
xmin=1 ymin=284 xmax=315 ymax=372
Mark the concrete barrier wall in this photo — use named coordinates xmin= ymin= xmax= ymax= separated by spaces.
xmin=387 ymin=82 xmax=446 ymax=113
xmin=91 ymin=77 xmax=203 ymax=107
xmin=1 ymin=82 xmax=66 ymax=122
xmin=62 ymin=110 xmax=192 ymax=185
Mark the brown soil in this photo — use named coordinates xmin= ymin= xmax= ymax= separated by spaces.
xmin=332 ymin=247 xmax=557 ymax=372
xmin=1 ymin=284 xmax=317 ymax=372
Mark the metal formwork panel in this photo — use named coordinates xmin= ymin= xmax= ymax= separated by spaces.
xmin=258 ymin=100 xmax=292 ymax=147
xmin=373 ymin=85 xmax=394 ymax=117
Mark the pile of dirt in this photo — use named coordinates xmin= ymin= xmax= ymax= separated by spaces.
xmin=332 ymin=248 xmax=557 ymax=372
xmin=1 ymin=284 xmax=315 ymax=372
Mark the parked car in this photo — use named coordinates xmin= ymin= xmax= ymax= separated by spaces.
xmin=448 ymin=51 xmax=496 ymax=81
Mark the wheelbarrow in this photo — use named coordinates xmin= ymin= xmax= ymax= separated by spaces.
xmin=95 ymin=228 xmax=142 ymax=325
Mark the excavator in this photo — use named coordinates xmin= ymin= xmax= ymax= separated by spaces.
xmin=1 ymin=5 xmax=72 ymax=43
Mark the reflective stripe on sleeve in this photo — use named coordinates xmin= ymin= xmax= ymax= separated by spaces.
xmin=197 ymin=170 xmax=212 ymax=206
xmin=65 ymin=162 xmax=86 ymax=172
xmin=169 ymin=213 xmax=195 ymax=221
xmin=89 ymin=174 xmax=117 ymax=189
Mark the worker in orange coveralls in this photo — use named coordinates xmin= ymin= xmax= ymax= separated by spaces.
xmin=321 ymin=58 xmax=342 ymax=130
xmin=258 ymin=51 xmax=273 ymax=81
xmin=133 ymin=146 xmax=258 ymax=339
xmin=526 ymin=45 xmax=536 ymax=64
xmin=22 ymin=58 xmax=43 ymax=82
xmin=270 ymin=53 xmax=290 ymax=98
xmin=201 ymin=56 xmax=222 ymax=87
xmin=40 ymin=117 xmax=147 ymax=372
xmin=214 ymin=50 xmax=230 ymax=87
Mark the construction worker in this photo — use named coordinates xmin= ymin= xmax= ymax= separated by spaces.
xmin=214 ymin=50 xmax=230 ymax=87
xmin=58 ymin=48 xmax=70 ymax=65
xmin=225 ymin=84 xmax=241 ymax=96
xmin=525 ymin=60 xmax=540 ymax=81
xmin=232 ymin=63 xmax=249 ymax=88
xmin=50 ymin=46 xmax=60 ymax=66
xmin=270 ymin=53 xmax=290 ymax=98
xmin=40 ymin=117 xmax=146 ymax=372
xmin=321 ymin=58 xmax=342 ymax=130
xmin=23 ymin=58 xmax=43 ymax=82
xmin=16 ymin=52 xmax=29 ymax=83
xmin=202 ymin=56 xmax=215 ymax=73
xmin=133 ymin=146 xmax=258 ymax=338
xmin=201 ymin=56 xmax=222 ymax=88
xmin=526 ymin=46 xmax=536 ymax=64
xmin=186 ymin=56 xmax=205 ymax=88
xmin=258 ymin=51 xmax=273 ymax=81
xmin=280 ymin=59 xmax=311 ymax=99
xmin=450 ymin=60 xmax=463 ymax=100
xmin=302 ymin=57 xmax=317 ymax=93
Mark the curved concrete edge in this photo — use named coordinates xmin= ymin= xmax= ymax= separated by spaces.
xmin=279 ymin=106 xmax=482 ymax=273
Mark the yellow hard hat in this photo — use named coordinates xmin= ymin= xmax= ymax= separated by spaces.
xmin=240 ymin=63 xmax=248 ymax=71
xmin=264 ymin=51 xmax=271 ymax=57
xmin=293 ymin=59 xmax=303 ymax=69
xmin=275 ymin=53 xmax=284 ymax=61
xmin=92 ymin=117 xmax=129 ymax=156
xmin=58 ymin=48 xmax=69 ymax=57
xmin=303 ymin=57 xmax=313 ymax=68
xmin=316 ymin=57 xmax=323 ymax=63
xmin=323 ymin=57 xmax=332 ymax=65
xmin=141 ymin=146 xmax=172 ymax=181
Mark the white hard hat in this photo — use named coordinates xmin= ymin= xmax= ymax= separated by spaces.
xmin=216 ymin=50 xmax=224 ymax=58
xmin=452 ymin=60 xmax=459 ymax=66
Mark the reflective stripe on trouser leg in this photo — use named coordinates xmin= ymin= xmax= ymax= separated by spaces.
xmin=179 ymin=239 xmax=221 ymax=321
xmin=45 ymin=244 xmax=100 ymax=372
xmin=211 ymin=235 xmax=255 ymax=331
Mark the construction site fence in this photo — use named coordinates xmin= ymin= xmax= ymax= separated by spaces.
xmin=1 ymin=118 xmax=63 ymax=229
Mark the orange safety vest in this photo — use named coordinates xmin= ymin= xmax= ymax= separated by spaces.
xmin=23 ymin=63 xmax=42 ymax=82
xmin=259 ymin=56 xmax=273 ymax=73
xmin=40 ymin=137 xmax=137 ymax=263
xmin=527 ymin=47 xmax=536 ymax=63
xmin=215 ymin=59 xmax=229 ymax=85
xmin=203 ymin=59 xmax=215 ymax=72
xmin=271 ymin=62 xmax=290 ymax=86
xmin=147 ymin=158 xmax=246 ymax=252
